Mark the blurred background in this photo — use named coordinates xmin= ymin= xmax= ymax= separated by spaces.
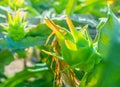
xmin=0 ymin=0 xmax=120 ymax=87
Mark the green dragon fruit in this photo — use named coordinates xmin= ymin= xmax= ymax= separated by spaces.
xmin=1 ymin=10 xmax=27 ymax=41
xmin=45 ymin=16 xmax=100 ymax=72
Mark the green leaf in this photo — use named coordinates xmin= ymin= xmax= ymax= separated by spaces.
xmin=0 ymin=50 xmax=13 ymax=74
xmin=52 ymin=0 xmax=68 ymax=14
xmin=26 ymin=23 xmax=51 ymax=37
xmin=0 ymin=36 xmax=47 ymax=50
xmin=0 ymin=38 xmax=8 ymax=49
xmin=1 ymin=63 xmax=53 ymax=87
xmin=83 ymin=8 xmax=120 ymax=87
xmin=66 ymin=0 xmax=77 ymax=15
xmin=74 ymin=0 xmax=107 ymax=17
